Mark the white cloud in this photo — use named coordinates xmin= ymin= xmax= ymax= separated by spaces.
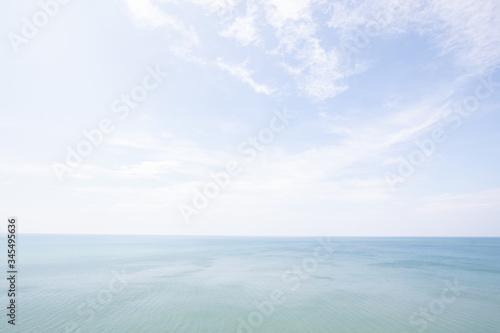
xmin=286 ymin=43 xmax=349 ymax=101
xmin=327 ymin=0 xmax=420 ymax=34
xmin=121 ymin=0 xmax=171 ymax=28
xmin=185 ymin=0 xmax=237 ymax=14
xmin=120 ymin=0 xmax=500 ymax=103
xmin=72 ymin=133 xmax=235 ymax=182
xmin=121 ymin=0 xmax=200 ymax=54
xmin=201 ymin=95 xmax=451 ymax=204
xmin=107 ymin=129 xmax=165 ymax=150
xmin=216 ymin=58 xmax=274 ymax=95
xmin=262 ymin=0 xmax=356 ymax=100
xmin=327 ymin=0 xmax=500 ymax=78
xmin=220 ymin=2 xmax=260 ymax=46
xmin=0 ymin=163 xmax=51 ymax=177
xmin=117 ymin=160 xmax=181 ymax=178
xmin=426 ymin=0 xmax=500 ymax=77
xmin=420 ymin=188 xmax=500 ymax=212
xmin=264 ymin=0 xmax=318 ymax=28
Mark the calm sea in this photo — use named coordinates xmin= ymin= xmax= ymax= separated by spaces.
xmin=5 ymin=235 xmax=500 ymax=332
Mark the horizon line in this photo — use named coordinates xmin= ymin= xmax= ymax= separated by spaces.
xmin=6 ymin=232 xmax=500 ymax=238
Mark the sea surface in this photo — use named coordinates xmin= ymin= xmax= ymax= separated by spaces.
xmin=4 ymin=235 xmax=500 ymax=332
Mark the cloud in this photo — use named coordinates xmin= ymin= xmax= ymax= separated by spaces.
xmin=262 ymin=0 xmax=356 ymax=100
xmin=123 ymin=0 xmax=353 ymax=101
xmin=120 ymin=0 xmax=500 ymax=103
xmin=72 ymin=131 xmax=235 ymax=182
xmin=327 ymin=0 xmax=500 ymax=78
xmin=220 ymin=2 xmax=260 ymax=46
xmin=263 ymin=0 xmax=318 ymax=28
xmin=117 ymin=160 xmax=182 ymax=178
xmin=107 ymin=129 xmax=165 ymax=150
xmin=183 ymin=94 xmax=452 ymax=207
xmin=283 ymin=42 xmax=350 ymax=101
xmin=326 ymin=0 xmax=420 ymax=34
xmin=185 ymin=0 xmax=237 ymax=14
xmin=425 ymin=0 xmax=500 ymax=77
xmin=121 ymin=0 xmax=200 ymax=55
xmin=0 ymin=163 xmax=51 ymax=177
xmin=216 ymin=58 xmax=275 ymax=95
xmin=121 ymin=0 xmax=171 ymax=28
xmin=419 ymin=188 xmax=500 ymax=212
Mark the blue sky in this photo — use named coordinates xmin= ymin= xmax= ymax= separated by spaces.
xmin=1 ymin=0 xmax=500 ymax=236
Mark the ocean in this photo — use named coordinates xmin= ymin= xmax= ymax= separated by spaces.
xmin=6 ymin=235 xmax=500 ymax=332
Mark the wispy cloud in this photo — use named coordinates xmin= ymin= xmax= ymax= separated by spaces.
xmin=327 ymin=0 xmax=500 ymax=78
xmin=216 ymin=58 xmax=275 ymax=95
xmin=121 ymin=0 xmax=171 ymax=28
xmin=263 ymin=0 xmax=318 ymax=29
xmin=263 ymin=0 xmax=355 ymax=100
xmin=220 ymin=2 xmax=260 ymax=46
xmin=121 ymin=0 xmax=200 ymax=55
xmin=282 ymin=43 xmax=350 ymax=101
xmin=426 ymin=0 xmax=500 ymax=78
xmin=420 ymin=188 xmax=500 ymax=212
xmin=120 ymin=0 xmax=500 ymax=103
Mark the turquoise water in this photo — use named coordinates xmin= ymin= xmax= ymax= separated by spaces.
xmin=6 ymin=236 xmax=500 ymax=332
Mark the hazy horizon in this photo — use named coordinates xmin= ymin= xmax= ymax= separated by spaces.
xmin=13 ymin=233 xmax=500 ymax=238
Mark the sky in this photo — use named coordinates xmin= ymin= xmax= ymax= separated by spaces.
xmin=1 ymin=0 xmax=499 ymax=236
